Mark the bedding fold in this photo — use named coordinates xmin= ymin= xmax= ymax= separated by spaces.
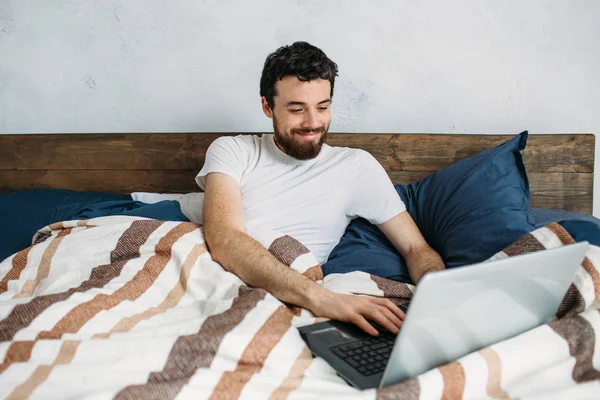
xmin=0 ymin=217 xmax=598 ymax=399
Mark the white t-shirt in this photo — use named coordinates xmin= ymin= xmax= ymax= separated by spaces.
xmin=196 ymin=134 xmax=406 ymax=264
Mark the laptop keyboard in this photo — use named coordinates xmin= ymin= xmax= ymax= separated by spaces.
xmin=330 ymin=331 xmax=395 ymax=376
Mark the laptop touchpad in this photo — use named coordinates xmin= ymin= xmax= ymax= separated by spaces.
xmin=312 ymin=326 xmax=356 ymax=345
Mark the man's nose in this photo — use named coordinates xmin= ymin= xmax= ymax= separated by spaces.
xmin=301 ymin=110 xmax=319 ymax=129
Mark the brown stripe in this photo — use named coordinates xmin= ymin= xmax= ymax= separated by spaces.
xmin=268 ymin=346 xmax=313 ymax=400
xmin=548 ymin=222 xmax=600 ymax=304
xmin=94 ymin=243 xmax=207 ymax=339
xmin=268 ymin=236 xmax=310 ymax=266
xmin=5 ymin=241 xmax=205 ymax=395
xmin=546 ymin=223 xmax=576 ymax=245
xmin=36 ymin=222 xmax=198 ymax=340
xmin=502 ymin=232 xmax=545 ymax=257
xmin=556 ymin=284 xmax=586 ymax=319
xmin=580 ymin=256 xmax=600 ymax=299
xmin=549 ymin=313 xmax=600 ymax=382
xmin=0 ymin=247 xmax=31 ymax=294
xmin=0 ymin=220 xmax=162 ymax=352
xmin=0 ymin=341 xmax=35 ymax=375
xmin=302 ymin=265 xmax=323 ymax=281
xmin=376 ymin=377 xmax=420 ymax=400
xmin=6 ymin=341 xmax=79 ymax=400
xmin=31 ymin=231 xmax=52 ymax=246
xmin=13 ymin=228 xmax=73 ymax=299
xmin=115 ymin=285 xmax=267 ymax=400
xmin=480 ymin=347 xmax=510 ymax=399
xmin=438 ymin=361 xmax=465 ymax=400
xmin=210 ymin=305 xmax=294 ymax=399
xmin=371 ymin=275 xmax=413 ymax=300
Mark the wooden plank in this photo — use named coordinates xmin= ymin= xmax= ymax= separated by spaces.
xmin=0 ymin=169 xmax=201 ymax=194
xmin=0 ymin=133 xmax=594 ymax=174
xmin=0 ymin=133 xmax=230 ymax=170
xmin=327 ymin=133 xmax=594 ymax=173
xmin=0 ymin=169 xmax=592 ymax=214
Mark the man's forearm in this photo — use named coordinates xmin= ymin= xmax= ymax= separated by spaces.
xmin=405 ymin=245 xmax=445 ymax=284
xmin=207 ymin=229 xmax=325 ymax=309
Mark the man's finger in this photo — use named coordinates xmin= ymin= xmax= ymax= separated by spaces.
xmin=373 ymin=298 xmax=405 ymax=319
xmin=351 ymin=315 xmax=379 ymax=336
xmin=366 ymin=310 xmax=399 ymax=334
xmin=377 ymin=306 xmax=403 ymax=329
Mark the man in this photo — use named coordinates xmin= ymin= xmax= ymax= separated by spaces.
xmin=197 ymin=42 xmax=444 ymax=336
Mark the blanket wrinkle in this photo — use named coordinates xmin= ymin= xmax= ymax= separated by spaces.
xmin=0 ymin=217 xmax=598 ymax=400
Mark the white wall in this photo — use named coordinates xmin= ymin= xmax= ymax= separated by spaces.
xmin=1 ymin=0 xmax=599 ymax=213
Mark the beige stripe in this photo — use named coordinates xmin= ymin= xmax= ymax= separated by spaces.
xmin=116 ymin=285 xmax=267 ymax=399
xmin=13 ymin=228 xmax=73 ymax=299
xmin=36 ymin=222 xmax=198 ymax=340
xmin=268 ymin=346 xmax=313 ymax=400
xmin=302 ymin=265 xmax=323 ymax=281
xmin=480 ymin=347 xmax=510 ymax=399
xmin=438 ymin=361 xmax=465 ymax=400
xmin=0 ymin=247 xmax=31 ymax=294
xmin=209 ymin=306 xmax=294 ymax=399
xmin=94 ymin=243 xmax=207 ymax=339
xmin=6 ymin=341 xmax=79 ymax=400
xmin=4 ymin=243 xmax=208 ymax=396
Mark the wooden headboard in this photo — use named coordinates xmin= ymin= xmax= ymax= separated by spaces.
xmin=0 ymin=133 xmax=594 ymax=214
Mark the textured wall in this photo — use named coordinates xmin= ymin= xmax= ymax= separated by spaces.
xmin=1 ymin=0 xmax=599 ymax=213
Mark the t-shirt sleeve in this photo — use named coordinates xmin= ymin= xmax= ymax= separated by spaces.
xmin=347 ymin=150 xmax=406 ymax=225
xmin=195 ymin=136 xmax=253 ymax=190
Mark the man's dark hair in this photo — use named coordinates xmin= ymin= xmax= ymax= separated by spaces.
xmin=260 ymin=41 xmax=339 ymax=109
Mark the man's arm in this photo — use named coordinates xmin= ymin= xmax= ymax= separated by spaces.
xmin=378 ymin=211 xmax=445 ymax=284
xmin=203 ymin=172 xmax=405 ymax=335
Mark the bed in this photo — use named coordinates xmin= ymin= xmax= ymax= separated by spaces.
xmin=0 ymin=131 xmax=599 ymax=399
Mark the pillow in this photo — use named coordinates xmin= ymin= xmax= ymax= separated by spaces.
xmin=324 ymin=131 xmax=536 ymax=282
xmin=71 ymin=200 xmax=189 ymax=221
xmin=0 ymin=189 xmax=131 ymax=262
xmin=558 ymin=220 xmax=600 ymax=247
xmin=529 ymin=207 xmax=600 ymax=229
xmin=131 ymin=192 xmax=204 ymax=224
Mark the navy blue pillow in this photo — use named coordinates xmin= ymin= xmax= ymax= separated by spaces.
xmin=558 ymin=220 xmax=600 ymax=247
xmin=324 ymin=131 xmax=536 ymax=282
xmin=0 ymin=189 xmax=131 ymax=262
xmin=529 ymin=208 xmax=600 ymax=229
xmin=72 ymin=200 xmax=189 ymax=221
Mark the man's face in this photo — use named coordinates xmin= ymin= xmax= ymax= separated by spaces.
xmin=262 ymin=76 xmax=331 ymax=160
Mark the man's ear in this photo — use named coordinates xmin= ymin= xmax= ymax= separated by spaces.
xmin=261 ymin=97 xmax=273 ymax=119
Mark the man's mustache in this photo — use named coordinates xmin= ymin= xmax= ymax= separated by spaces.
xmin=293 ymin=126 xmax=326 ymax=135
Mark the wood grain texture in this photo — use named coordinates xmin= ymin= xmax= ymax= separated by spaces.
xmin=0 ymin=132 xmax=594 ymax=213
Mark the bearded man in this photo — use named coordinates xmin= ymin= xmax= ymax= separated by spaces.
xmin=197 ymin=41 xmax=444 ymax=336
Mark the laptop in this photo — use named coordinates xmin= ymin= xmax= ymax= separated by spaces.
xmin=298 ymin=241 xmax=588 ymax=389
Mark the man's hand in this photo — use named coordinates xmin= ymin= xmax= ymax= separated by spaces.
xmin=309 ymin=290 xmax=405 ymax=336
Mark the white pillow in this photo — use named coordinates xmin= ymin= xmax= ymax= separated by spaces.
xmin=131 ymin=192 xmax=204 ymax=224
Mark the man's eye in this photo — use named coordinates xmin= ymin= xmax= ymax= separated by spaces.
xmin=290 ymin=109 xmax=302 ymax=113
xmin=318 ymin=107 xmax=329 ymax=111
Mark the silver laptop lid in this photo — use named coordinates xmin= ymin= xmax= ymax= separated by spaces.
xmin=380 ymin=241 xmax=588 ymax=388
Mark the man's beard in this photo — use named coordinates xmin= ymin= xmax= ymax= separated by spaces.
xmin=273 ymin=119 xmax=329 ymax=160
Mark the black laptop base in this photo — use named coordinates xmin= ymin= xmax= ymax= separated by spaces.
xmin=298 ymin=319 xmax=396 ymax=389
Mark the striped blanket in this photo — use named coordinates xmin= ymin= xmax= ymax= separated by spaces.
xmin=0 ymin=217 xmax=598 ymax=399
